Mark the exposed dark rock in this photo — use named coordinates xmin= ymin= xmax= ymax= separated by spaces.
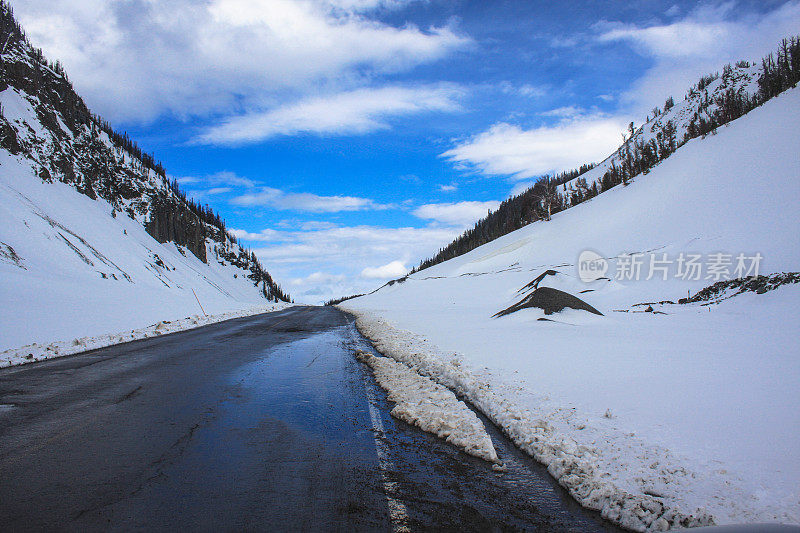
xmin=145 ymin=197 xmax=207 ymax=263
xmin=685 ymin=273 xmax=800 ymax=304
xmin=639 ymin=273 xmax=800 ymax=309
xmin=494 ymin=286 xmax=604 ymax=318
xmin=518 ymin=269 xmax=558 ymax=293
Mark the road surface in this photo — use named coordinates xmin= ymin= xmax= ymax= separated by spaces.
xmin=0 ymin=306 xmax=620 ymax=531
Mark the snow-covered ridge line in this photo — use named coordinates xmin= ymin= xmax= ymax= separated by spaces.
xmin=355 ymin=349 xmax=499 ymax=463
xmin=1 ymin=303 xmax=292 ymax=369
xmin=345 ymin=308 xmax=716 ymax=532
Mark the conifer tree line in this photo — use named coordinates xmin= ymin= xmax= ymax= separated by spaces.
xmin=0 ymin=1 xmax=290 ymax=302
xmin=413 ymin=35 xmax=800 ymax=274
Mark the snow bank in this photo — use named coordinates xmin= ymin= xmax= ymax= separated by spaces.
xmin=355 ymin=349 xmax=498 ymax=463
xmin=342 ymin=88 xmax=800 ymax=530
xmin=349 ymin=311 xmax=714 ymax=532
xmin=1 ymin=303 xmax=290 ymax=368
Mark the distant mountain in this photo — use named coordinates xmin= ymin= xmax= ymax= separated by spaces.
xmin=0 ymin=2 xmax=289 ymax=349
xmin=414 ymin=36 xmax=800 ymax=273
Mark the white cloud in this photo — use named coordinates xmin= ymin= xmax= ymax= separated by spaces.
xmin=499 ymin=82 xmax=547 ymax=98
xmin=539 ymin=106 xmax=585 ymax=118
xmin=360 ymin=260 xmax=408 ymax=279
xmin=438 ymin=183 xmax=458 ymax=192
xmin=240 ymin=224 xmax=460 ymax=303
xmin=231 ymin=187 xmax=388 ymax=212
xmin=599 ymin=21 xmax=729 ymax=59
xmin=229 ymin=228 xmax=291 ymax=242
xmin=290 ymin=271 xmax=346 ymax=286
xmin=300 ymin=220 xmax=340 ymax=231
xmin=323 ymin=0 xmax=418 ymax=13
xmin=194 ymin=85 xmax=463 ymax=145
xmin=413 ymin=200 xmax=501 ymax=227
xmin=12 ymin=0 xmax=468 ymax=122
xmin=177 ymin=170 xmax=257 ymax=189
xmin=597 ymin=1 xmax=800 ymax=116
xmin=441 ymin=116 xmax=626 ymax=180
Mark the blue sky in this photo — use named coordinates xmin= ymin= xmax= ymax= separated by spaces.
xmin=12 ymin=0 xmax=800 ymax=302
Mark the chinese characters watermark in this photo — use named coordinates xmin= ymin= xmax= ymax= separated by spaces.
xmin=577 ymin=250 xmax=762 ymax=283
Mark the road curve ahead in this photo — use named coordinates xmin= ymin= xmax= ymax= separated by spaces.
xmin=0 ymin=306 xmax=619 ymax=532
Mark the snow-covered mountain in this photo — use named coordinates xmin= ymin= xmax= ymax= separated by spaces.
xmin=0 ymin=3 xmax=289 ymax=352
xmin=342 ymin=60 xmax=800 ymax=530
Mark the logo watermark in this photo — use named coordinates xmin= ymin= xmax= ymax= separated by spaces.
xmin=578 ymin=250 xmax=609 ymax=282
xmin=577 ymin=251 xmax=762 ymax=283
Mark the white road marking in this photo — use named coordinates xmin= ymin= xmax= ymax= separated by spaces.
xmin=361 ymin=358 xmax=411 ymax=533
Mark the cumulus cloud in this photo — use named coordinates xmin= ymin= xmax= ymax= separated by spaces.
xmin=231 ymin=187 xmax=389 ymax=212
xmin=360 ymin=260 xmax=408 ymax=279
xmin=413 ymin=200 xmax=501 ymax=227
xmin=194 ymin=85 xmax=464 ymax=145
xmin=12 ymin=0 xmax=468 ymax=122
xmin=441 ymin=116 xmax=626 ymax=179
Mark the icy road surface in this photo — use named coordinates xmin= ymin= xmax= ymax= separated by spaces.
xmin=0 ymin=306 xmax=619 ymax=532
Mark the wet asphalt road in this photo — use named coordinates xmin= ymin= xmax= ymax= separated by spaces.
xmin=0 ymin=306 xmax=621 ymax=532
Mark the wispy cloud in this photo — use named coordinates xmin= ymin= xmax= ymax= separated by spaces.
xmin=177 ymin=170 xmax=258 ymax=189
xmin=413 ymin=200 xmax=501 ymax=227
xmin=193 ymin=85 xmax=464 ymax=145
xmin=441 ymin=115 xmax=625 ymax=180
xmin=231 ymin=187 xmax=390 ymax=213
xmin=499 ymin=81 xmax=547 ymax=98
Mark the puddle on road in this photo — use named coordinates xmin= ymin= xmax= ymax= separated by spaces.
xmin=233 ymin=328 xmax=381 ymax=458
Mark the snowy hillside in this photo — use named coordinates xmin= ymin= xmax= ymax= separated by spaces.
xmin=415 ymin=39 xmax=799 ymax=273
xmin=342 ymin=86 xmax=800 ymax=530
xmin=558 ymin=61 xmax=762 ymax=199
xmin=0 ymin=5 xmax=289 ymax=356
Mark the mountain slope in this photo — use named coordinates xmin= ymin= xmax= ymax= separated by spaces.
xmin=415 ymin=37 xmax=799 ymax=272
xmin=0 ymin=3 xmax=289 ymax=352
xmin=342 ymin=86 xmax=800 ymax=529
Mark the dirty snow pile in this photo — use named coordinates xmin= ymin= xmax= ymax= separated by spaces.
xmin=355 ymin=349 xmax=498 ymax=463
xmin=342 ymin=88 xmax=800 ymax=531
xmin=1 ymin=303 xmax=289 ymax=368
